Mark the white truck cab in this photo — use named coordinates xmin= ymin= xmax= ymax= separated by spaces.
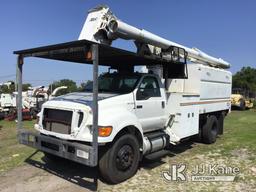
xmin=36 ymin=72 xmax=167 ymax=142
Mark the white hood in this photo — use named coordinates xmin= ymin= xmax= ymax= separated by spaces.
xmin=52 ymin=92 xmax=117 ymax=107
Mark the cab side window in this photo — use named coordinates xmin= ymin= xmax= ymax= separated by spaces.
xmin=136 ymin=76 xmax=161 ymax=100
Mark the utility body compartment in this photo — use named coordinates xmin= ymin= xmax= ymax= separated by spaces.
xmin=167 ymin=64 xmax=232 ymax=114
xmin=163 ymin=64 xmax=231 ymax=142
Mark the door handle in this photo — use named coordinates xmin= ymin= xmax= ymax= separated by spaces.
xmin=162 ymin=101 xmax=165 ymax=108
xmin=136 ymin=105 xmax=143 ymax=109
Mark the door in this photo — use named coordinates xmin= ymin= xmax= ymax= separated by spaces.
xmin=135 ymin=76 xmax=165 ymax=132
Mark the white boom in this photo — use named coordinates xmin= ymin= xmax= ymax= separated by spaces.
xmin=51 ymin=86 xmax=68 ymax=97
xmin=79 ymin=5 xmax=230 ymax=69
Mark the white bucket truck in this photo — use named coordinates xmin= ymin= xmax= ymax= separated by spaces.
xmin=15 ymin=5 xmax=231 ymax=184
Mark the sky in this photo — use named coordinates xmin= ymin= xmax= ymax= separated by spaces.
xmin=0 ymin=0 xmax=255 ymax=86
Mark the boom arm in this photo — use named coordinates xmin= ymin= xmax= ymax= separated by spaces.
xmin=51 ymin=86 xmax=68 ymax=97
xmin=79 ymin=5 xmax=230 ymax=69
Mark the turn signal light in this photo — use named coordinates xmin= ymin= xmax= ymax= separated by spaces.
xmin=98 ymin=126 xmax=112 ymax=137
xmin=85 ymin=51 xmax=92 ymax=60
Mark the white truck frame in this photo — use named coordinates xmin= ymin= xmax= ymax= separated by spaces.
xmin=14 ymin=5 xmax=231 ymax=184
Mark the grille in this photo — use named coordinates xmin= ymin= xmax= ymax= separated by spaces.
xmin=43 ymin=108 xmax=72 ymax=134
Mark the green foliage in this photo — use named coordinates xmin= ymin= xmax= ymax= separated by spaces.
xmin=0 ymin=81 xmax=15 ymax=94
xmin=232 ymin=67 xmax=256 ymax=92
xmin=49 ymin=79 xmax=78 ymax=96
xmin=47 ymin=79 xmax=93 ymax=96
xmin=252 ymin=99 xmax=256 ymax=109
xmin=77 ymin=80 xmax=92 ymax=92
xmin=0 ymin=85 xmax=14 ymax=94
xmin=22 ymin=83 xmax=32 ymax=91
xmin=0 ymin=79 xmax=92 ymax=96
xmin=0 ymin=82 xmax=32 ymax=94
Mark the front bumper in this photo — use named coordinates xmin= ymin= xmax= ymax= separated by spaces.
xmin=19 ymin=130 xmax=97 ymax=167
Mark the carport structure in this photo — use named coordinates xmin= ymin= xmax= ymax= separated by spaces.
xmin=14 ymin=39 xmax=183 ymax=167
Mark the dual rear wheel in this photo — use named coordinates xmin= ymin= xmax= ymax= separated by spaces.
xmin=201 ymin=114 xmax=225 ymax=144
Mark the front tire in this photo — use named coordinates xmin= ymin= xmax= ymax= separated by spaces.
xmin=99 ymin=134 xmax=140 ymax=184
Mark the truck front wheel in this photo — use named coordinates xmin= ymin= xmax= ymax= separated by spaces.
xmin=99 ymin=134 xmax=140 ymax=184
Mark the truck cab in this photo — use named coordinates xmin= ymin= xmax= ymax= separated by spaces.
xmin=36 ymin=72 xmax=167 ymax=144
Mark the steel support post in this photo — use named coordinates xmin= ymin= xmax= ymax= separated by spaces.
xmin=92 ymin=44 xmax=99 ymax=166
xmin=16 ymin=55 xmax=23 ymax=131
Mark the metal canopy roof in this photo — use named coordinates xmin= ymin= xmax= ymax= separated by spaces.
xmin=14 ymin=39 xmax=175 ymax=67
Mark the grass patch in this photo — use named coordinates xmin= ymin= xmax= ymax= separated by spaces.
xmin=0 ymin=120 xmax=43 ymax=173
xmin=192 ymin=110 xmax=256 ymax=157
xmin=0 ymin=110 xmax=255 ymax=176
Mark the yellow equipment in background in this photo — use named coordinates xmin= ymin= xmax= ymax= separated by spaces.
xmin=231 ymin=88 xmax=254 ymax=110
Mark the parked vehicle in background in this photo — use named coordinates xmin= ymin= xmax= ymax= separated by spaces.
xmin=231 ymin=88 xmax=254 ymax=110
xmin=0 ymin=93 xmax=16 ymax=115
xmin=0 ymin=85 xmax=68 ymax=121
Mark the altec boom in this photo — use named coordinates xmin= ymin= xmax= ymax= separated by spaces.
xmin=79 ymin=5 xmax=230 ymax=69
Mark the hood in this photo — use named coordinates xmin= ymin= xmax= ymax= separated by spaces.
xmin=52 ymin=92 xmax=117 ymax=107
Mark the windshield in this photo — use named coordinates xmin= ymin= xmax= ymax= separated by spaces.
xmin=84 ymin=73 xmax=141 ymax=94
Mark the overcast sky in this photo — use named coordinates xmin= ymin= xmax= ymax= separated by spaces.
xmin=0 ymin=0 xmax=255 ymax=86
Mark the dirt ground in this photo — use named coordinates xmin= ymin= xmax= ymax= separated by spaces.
xmin=0 ymin=142 xmax=255 ymax=192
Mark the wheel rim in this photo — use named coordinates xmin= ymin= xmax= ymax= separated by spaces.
xmin=116 ymin=145 xmax=134 ymax=171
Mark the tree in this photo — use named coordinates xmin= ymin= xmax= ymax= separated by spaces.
xmin=48 ymin=79 xmax=78 ymax=96
xmin=77 ymin=80 xmax=93 ymax=92
xmin=232 ymin=67 xmax=256 ymax=97
xmin=0 ymin=82 xmax=32 ymax=94
xmin=22 ymin=83 xmax=32 ymax=91
xmin=0 ymin=81 xmax=15 ymax=94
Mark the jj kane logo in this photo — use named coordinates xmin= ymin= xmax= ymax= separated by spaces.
xmin=162 ymin=163 xmax=240 ymax=182
xmin=162 ymin=164 xmax=187 ymax=181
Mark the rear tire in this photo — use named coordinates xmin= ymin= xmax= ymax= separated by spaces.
xmin=217 ymin=112 xmax=225 ymax=135
xmin=99 ymin=134 xmax=140 ymax=184
xmin=202 ymin=115 xmax=218 ymax=144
